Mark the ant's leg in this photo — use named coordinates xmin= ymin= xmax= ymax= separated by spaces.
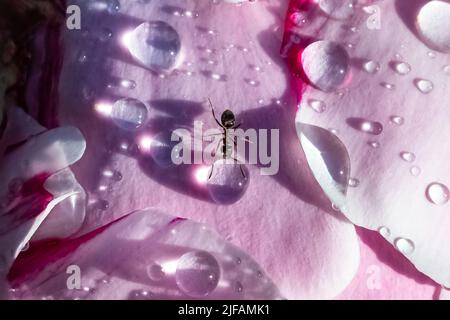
xmin=233 ymin=123 xmax=241 ymax=129
xmin=208 ymin=98 xmax=224 ymax=128
xmin=208 ymin=162 xmax=215 ymax=180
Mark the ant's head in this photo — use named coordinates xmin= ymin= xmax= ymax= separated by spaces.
xmin=221 ymin=109 xmax=236 ymax=128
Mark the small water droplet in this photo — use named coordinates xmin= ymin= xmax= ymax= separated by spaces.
xmin=426 ymin=182 xmax=450 ymax=205
xmin=290 ymin=11 xmax=308 ymax=26
xmin=381 ymin=82 xmax=396 ymax=90
xmin=368 ymin=141 xmax=380 ymax=148
xmin=348 ymin=178 xmax=360 ymax=187
xmin=245 ymin=79 xmax=260 ymax=87
xmin=21 ymin=242 xmax=30 ymax=252
xmin=410 ymin=166 xmax=421 ymax=177
xmin=415 ymin=79 xmax=434 ymax=94
xmin=395 ymin=238 xmax=415 ymax=255
xmin=400 ymin=151 xmax=416 ymax=162
xmin=363 ymin=60 xmax=380 ymax=74
xmin=235 ymin=257 xmax=242 ymax=265
xmin=378 ymin=226 xmax=391 ymax=238
xmin=147 ymin=264 xmax=165 ymax=281
xmin=119 ymin=79 xmax=136 ymax=89
xmin=98 ymin=199 xmax=109 ymax=210
xmin=427 ymin=51 xmax=436 ymax=58
xmin=106 ymin=0 xmax=120 ymax=14
xmin=393 ymin=61 xmax=411 ymax=75
xmin=318 ymin=0 xmax=355 ymax=19
xmin=443 ymin=65 xmax=450 ymax=75
xmin=8 ymin=178 xmax=23 ymax=195
xmin=347 ymin=118 xmax=383 ymax=135
xmin=235 ymin=281 xmax=244 ymax=293
xmin=390 ymin=115 xmax=404 ymax=126
xmin=308 ymin=99 xmax=327 ymax=113
xmin=301 ymin=40 xmax=349 ymax=92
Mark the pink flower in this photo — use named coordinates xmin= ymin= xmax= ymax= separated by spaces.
xmin=1 ymin=0 xmax=449 ymax=299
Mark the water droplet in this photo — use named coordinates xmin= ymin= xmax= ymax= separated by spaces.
xmin=125 ymin=22 xmax=181 ymax=72
xmin=175 ymin=251 xmax=220 ymax=297
xmin=147 ymin=264 xmax=165 ymax=281
xmin=111 ymin=98 xmax=148 ymax=131
xmin=410 ymin=166 xmax=421 ymax=177
xmin=363 ymin=60 xmax=380 ymax=74
xmin=393 ymin=61 xmax=411 ymax=75
xmin=318 ymin=0 xmax=355 ymax=19
xmin=120 ymin=79 xmax=136 ymax=89
xmin=378 ymin=226 xmax=391 ymax=238
xmin=106 ymin=0 xmax=120 ymax=14
xmin=443 ymin=65 xmax=450 ymax=75
xmin=207 ymin=160 xmax=249 ymax=205
xmin=400 ymin=151 xmax=416 ymax=163
xmin=150 ymin=131 xmax=183 ymax=168
xmin=235 ymin=281 xmax=244 ymax=293
xmin=415 ymin=79 xmax=434 ymax=94
xmin=99 ymin=28 xmax=113 ymax=41
xmin=347 ymin=118 xmax=383 ymax=135
xmin=390 ymin=115 xmax=404 ymax=126
xmin=426 ymin=182 xmax=450 ymax=205
xmin=301 ymin=40 xmax=349 ymax=92
xmin=256 ymin=271 xmax=263 ymax=278
xmin=308 ymin=99 xmax=327 ymax=113
xmin=290 ymin=11 xmax=307 ymax=26
xmin=381 ymin=82 xmax=396 ymax=90
xmin=428 ymin=51 xmax=437 ymax=58
xmin=8 ymin=178 xmax=23 ymax=195
xmin=98 ymin=199 xmax=109 ymax=210
xmin=395 ymin=238 xmax=415 ymax=255
xmin=368 ymin=141 xmax=380 ymax=148
xmin=416 ymin=1 xmax=450 ymax=52
xmin=21 ymin=242 xmax=30 ymax=252
xmin=348 ymin=178 xmax=360 ymax=187
xmin=245 ymin=79 xmax=260 ymax=87
xmin=235 ymin=257 xmax=242 ymax=265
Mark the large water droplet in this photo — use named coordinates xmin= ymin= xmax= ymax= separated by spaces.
xmin=175 ymin=251 xmax=220 ymax=297
xmin=416 ymin=1 xmax=450 ymax=53
xmin=296 ymin=123 xmax=350 ymax=209
xmin=395 ymin=238 xmax=415 ymax=255
xmin=400 ymin=151 xmax=416 ymax=163
xmin=363 ymin=60 xmax=380 ymax=74
xmin=347 ymin=118 xmax=383 ymax=135
xmin=318 ymin=0 xmax=355 ymax=20
xmin=111 ymin=98 xmax=148 ymax=131
xmin=125 ymin=21 xmax=181 ymax=72
xmin=207 ymin=160 xmax=249 ymax=205
xmin=426 ymin=182 xmax=450 ymax=205
xmin=392 ymin=61 xmax=411 ymax=75
xmin=301 ymin=41 xmax=349 ymax=92
xmin=414 ymin=79 xmax=434 ymax=94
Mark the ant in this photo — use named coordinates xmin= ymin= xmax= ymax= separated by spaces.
xmin=207 ymin=98 xmax=247 ymax=179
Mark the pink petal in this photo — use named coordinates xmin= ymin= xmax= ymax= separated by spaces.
xmin=7 ymin=209 xmax=282 ymax=300
xmin=53 ymin=0 xmax=360 ymax=298
xmin=290 ymin=0 xmax=450 ymax=289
